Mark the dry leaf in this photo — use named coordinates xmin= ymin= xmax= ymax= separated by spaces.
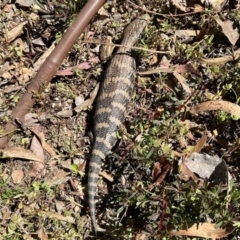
xmin=100 ymin=36 xmax=114 ymax=61
xmin=152 ymin=159 xmax=171 ymax=185
xmin=179 ymin=159 xmax=201 ymax=183
xmin=98 ymin=6 xmax=109 ymax=16
xmin=168 ymin=222 xmax=235 ymax=238
xmin=11 ymin=169 xmax=24 ymax=184
xmin=18 ymin=67 xmax=30 ymax=85
xmin=200 ymin=48 xmax=240 ymax=65
xmin=177 ymin=120 xmax=195 ymax=148
xmin=29 ymin=136 xmax=45 ymax=178
xmin=149 ymin=55 xmax=158 ymax=65
xmin=172 ymin=150 xmax=185 ymax=157
xmin=45 ymin=168 xmax=70 ymax=187
xmin=74 ymin=83 xmax=100 ymax=112
xmin=28 ymin=41 xmax=56 ymax=80
xmin=29 ymin=127 xmax=56 ymax=158
xmin=193 ymin=131 xmax=207 ymax=153
xmin=75 ymin=158 xmax=86 ymax=173
xmin=236 ymin=0 xmax=240 ymax=9
xmin=203 ymin=0 xmax=228 ymax=11
xmin=38 ymin=211 xmax=75 ymax=224
xmin=2 ymin=71 xmax=12 ymax=79
xmin=56 ymin=109 xmax=73 ymax=118
xmin=136 ymin=232 xmax=148 ymax=240
xmin=75 ymin=95 xmax=85 ymax=106
xmin=3 ymin=85 xmax=22 ymax=93
xmin=3 ymin=4 xmax=14 ymax=12
xmin=173 ymin=71 xmax=192 ymax=94
xmin=215 ymin=17 xmax=239 ymax=45
xmin=0 ymin=62 xmax=10 ymax=77
xmin=16 ymin=0 xmax=35 ymax=7
xmin=55 ymin=201 xmax=65 ymax=213
xmin=171 ymin=0 xmax=187 ymax=11
xmin=100 ymin=171 xmax=113 ymax=182
xmin=5 ymin=21 xmax=28 ymax=43
xmin=190 ymin=100 xmax=240 ymax=118
xmin=0 ymin=147 xmax=44 ymax=163
xmin=55 ymin=57 xmax=100 ymax=76
xmin=37 ymin=227 xmax=48 ymax=240
xmin=175 ymin=29 xmax=200 ymax=42
xmin=178 ymin=135 xmax=188 ymax=148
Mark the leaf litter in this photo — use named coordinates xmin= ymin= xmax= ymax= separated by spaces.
xmin=1 ymin=0 xmax=240 ymax=239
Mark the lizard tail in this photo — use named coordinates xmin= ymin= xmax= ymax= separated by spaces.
xmin=88 ymin=149 xmax=103 ymax=234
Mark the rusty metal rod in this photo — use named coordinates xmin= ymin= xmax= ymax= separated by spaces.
xmin=0 ymin=0 xmax=106 ymax=149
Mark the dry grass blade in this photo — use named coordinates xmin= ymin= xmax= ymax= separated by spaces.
xmin=168 ymin=222 xmax=235 ymax=238
xmin=190 ymin=100 xmax=240 ymax=117
xmin=5 ymin=21 xmax=28 ymax=43
xmin=200 ymin=48 xmax=240 ymax=65
xmin=0 ymin=146 xmax=44 ymax=163
xmin=74 ymin=83 xmax=100 ymax=112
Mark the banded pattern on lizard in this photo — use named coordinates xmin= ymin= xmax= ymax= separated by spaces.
xmin=88 ymin=14 xmax=150 ymax=234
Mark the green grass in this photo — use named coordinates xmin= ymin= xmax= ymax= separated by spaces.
xmin=1 ymin=0 xmax=240 ymax=239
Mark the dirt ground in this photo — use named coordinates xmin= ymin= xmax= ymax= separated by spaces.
xmin=1 ymin=0 xmax=240 ymax=239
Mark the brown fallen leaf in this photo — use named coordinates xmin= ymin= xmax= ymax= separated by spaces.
xmin=2 ymin=4 xmax=14 ymax=12
xmin=37 ymin=227 xmax=48 ymax=240
xmin=0 ymin=146 xmax=44 ymax=163
xmin=74 ymin=83 xmax=100 ymax=113
xmin=28 ymin=41 xmax=56 ymax=81
xmin=100 ymin=36 xmax=114 ymax=61
xmin=178 ymin=135 xmax=188 ymax=148
xmin=3 ymin=85 xmax=23 ymax=93
xmin=18 ymin=66 xmax=30 ymax=85
xmin=55 ymin=57 xmax=100 ymax=76
xmin=215 ymin=17 xmax=239 ymax=45
xmin=39 ymin=211 xmax=75 ymax=223
xmin=175 ymin=29 xmax=214 ymax=43
xmin=29 ymin=135 xmax=46 ymax=178
xmin=78 ymin=159 xmax=87 ymax=173
xmin=173 ymin=71 xmax=192 ymax=94
xmin=99 ymin=170 xmax=113 ymax=182
xmin=172 ymin=150 xmax=186 ymax=157
xmin=168 ymin=222 xmax=235 ymax=238
xmin=16 ymin=0 xmax=35 ymax=7
xmin=179 ymin=158 xmax=201 ymax=184
xmin=177 ymin=120 xmax=196 ymax=148
xmin=200 ymin=48 xmax=240 ymax=65
xmin=5 ymin=21 xmax=28 ymax=43
xmin=193 ymin=131 xmax=208 ymax=153
xmin=55 ymin=201 xmax=65 ymax=213
xmin=175 ymin=64 xmax=201 ymax=76
xmin=190 ymin=100 xmax=240 ymax=118
xmin=56 ymin=109 xmax=73 ymax=118
xmin=11 ymin=169 xmax=24 ymax=184
xmin=138 ymin=63 xmax=200 ymax=77
xmin=152 ymin=159 xmax=172 ymax=185
xmin=138 ymin=67 xmax=174 ymax=75
xmin=45 ymin=168 xmax=70 ymax=187
xmin=135 ymin=232 xmax=148 ymax=240
xmin=202 ymin=0 xmax=228 ymax=11
xmin=0 ymin=62 xmax=10 ymax=77
xmin=171 ymin=0 xmax=188 ymax=12
xmin=29 ymin=127 xmax=56 ymax=158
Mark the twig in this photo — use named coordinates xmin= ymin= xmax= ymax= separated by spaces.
xmin=127 ymin=0 xmax=204 ymax=17
xmin=200 ymin=48 xmax=240 ymax=65
xmin=0 ymin=0 xmax=106 ymax=149
xmin=82 ymin=40 xmax=173 ymax=54
xmin=137 ymin=67 xmax=174 ymax=75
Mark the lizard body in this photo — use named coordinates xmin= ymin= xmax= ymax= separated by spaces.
xmin=88 ymin=14 xmax=150 ymax=234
